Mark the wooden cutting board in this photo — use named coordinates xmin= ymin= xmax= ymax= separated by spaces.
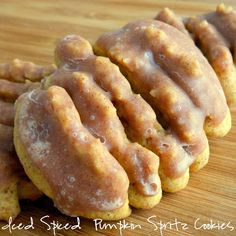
xmin=0 ymin=0 xmax=235 ymax=235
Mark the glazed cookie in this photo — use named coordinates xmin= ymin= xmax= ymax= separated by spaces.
xmin=43 ymin=35 xmax=162 ymax=208
xmin=0 ymin=59 xmax=55 ymax=102
xmin=94 ymin=19 xmax=231 ymax=177
xmin=0 ymin=59 xmax=56 ymax=83
xmin=186 ymin=4 xmax=236 ymax=104
xmin=155 ymin=5 xmax=236 ymax=105
xmin=14 ymin=86 xmax=131 ymax=220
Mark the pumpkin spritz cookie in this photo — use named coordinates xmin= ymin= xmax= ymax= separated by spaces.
xmin=14 ymin=86 xmax=131 ymax=220
xmin=94 ymin=19 xmax=231 ymax=184
xmin=45 ymin=35 xmax=162 ymax=209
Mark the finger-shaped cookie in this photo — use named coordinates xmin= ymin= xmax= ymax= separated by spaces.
xmin=94 ymin=20 xmax=231 ymax=173
xmin=0 ymin=59 xmax=56 ymax=83
xmin=0 ymin=79 xmax=40 ymax=102
xmin=14 ymin=86 xmax=131 ymax=220
xmin=44 ymin=70 xmax=161 ymax=208
xmin=156 ymin=5 xmax=236 ymax=105
xmin=186 ymin=17 xmax=236 ymax=105
xmin=52 ymin=36 xmax=162 ymax=200
xmin=49 ymin=39 xmax=163 ymax=203
xmin=204 ymin=4 xmax=236 ymax=104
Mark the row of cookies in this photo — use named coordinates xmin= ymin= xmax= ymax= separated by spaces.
xmin=0 ymin=60 xmax=55 ymax=221
xmin=1 ymin=4 xmax=235 ymax=221
xmin=156 ymin=3 xmax=236 ymax=104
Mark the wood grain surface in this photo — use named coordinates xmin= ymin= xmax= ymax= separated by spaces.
xmin=0 ymin=0 xmax=236 ymax=235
